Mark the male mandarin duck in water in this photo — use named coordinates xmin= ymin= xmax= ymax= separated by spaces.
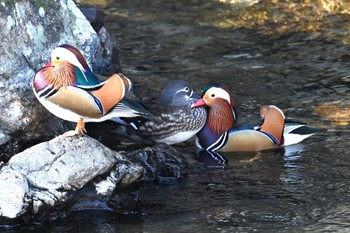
xmin=33 ymin=44 xmax=152 ymax=136
xmin=192 ymin=86 xmax=315 ymax=152
xmin=101 ymin=80 xmax=208 ymax=145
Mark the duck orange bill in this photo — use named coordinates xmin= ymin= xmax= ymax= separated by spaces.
xmin=191 ymin=98 xmax=206 ymax=107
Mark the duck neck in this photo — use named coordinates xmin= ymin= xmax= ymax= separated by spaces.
xmin=75 ymin=67 xmax=100 ymax=86
xmin=197 ymin=100 xmax=234 ymax=150
xmin=197 ymin=124 xmax=223 ymax=150
xmin=260 ymin=118 xmax=285 ymax=145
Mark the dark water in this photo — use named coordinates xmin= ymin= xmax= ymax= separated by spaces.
xmin=7 ymin=0 xmax=350 ymax=232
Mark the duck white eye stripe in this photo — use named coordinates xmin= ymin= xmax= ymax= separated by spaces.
xmin=65 ymin=50 xmax=89 ymax=82
xmin=52 ymin=48 xmax=84 ymax=70
xmin=209 ymin=87 xmax=231 ymax=103
xmin=175 ymin=87 xmax=191 ymax=94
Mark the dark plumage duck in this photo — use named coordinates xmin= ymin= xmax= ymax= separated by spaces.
xmin=133 ymin=80 xmax=207 ymax=145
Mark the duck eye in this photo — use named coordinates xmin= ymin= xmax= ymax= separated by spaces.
xmin=184 ymin=87 xmax=190 ymax=91
xmin=56 ymin=56 xmax=60 ymax=60
xmin=211 ymin=94 xmax=215 ymax=98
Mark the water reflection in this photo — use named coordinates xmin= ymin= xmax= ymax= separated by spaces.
xmin=205 ymin=0 xmax=350 ymax=43
xmin=196 ymin=149 xmax=228 ymax=169
xmin=195 ymin=144 xmax=302 ymax=169
xmin=315 ymin=101 xmax=350 ymax=126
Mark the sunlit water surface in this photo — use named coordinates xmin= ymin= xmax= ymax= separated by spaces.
xmin=7 ymin=0 xmax=350 ymax=232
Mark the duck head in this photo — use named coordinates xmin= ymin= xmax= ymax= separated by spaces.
xmin=46 ymin=44 xmax=98 ymax=86
xmin=50 ymin=44 xmax=91 ymax=73
xmin=33 ymin=45 xmax=95 ymax=92
xmin=200 ymin=84 xmax=236 ymax=110
xmin=192 ymin=86 xmax=236 ymax=135
xmin=159 ymin=80 xmax=200 ymax=107
xmin=33 ymin=44 xmax=99 ymax=91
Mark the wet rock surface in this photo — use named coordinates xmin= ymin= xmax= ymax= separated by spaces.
xmin=123 ymin=143 xmax=187 ymax=182
xmin=0 ymin=135 xmax=186 ymax=223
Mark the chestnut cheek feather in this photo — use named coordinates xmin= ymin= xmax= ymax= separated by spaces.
xmin=208 ymin=101 xmax=234 ymax=135
xmin=42 ymin=62 xmax=76 ymax=89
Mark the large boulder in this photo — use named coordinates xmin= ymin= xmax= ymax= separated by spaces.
xmin=0 ymin=135 xmax=186 ymax=223
xmin=0 ymin=0 xmax=119 ymax=160
xmin=1 ymin=135 xmax=122 ymax=223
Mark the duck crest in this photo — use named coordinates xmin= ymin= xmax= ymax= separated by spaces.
xmin=42 ymin=61 xmax=76 ymax=89
xmin=58 ymin=44 xmax=91 ymax=71
xmin=208 ymin=99 xmax=234 ymax=135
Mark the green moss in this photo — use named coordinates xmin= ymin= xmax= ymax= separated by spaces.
xmin=2 ymin=0 xmax=55 ymax=10
xmin=32 ymin=0 xmax=55 ymax=9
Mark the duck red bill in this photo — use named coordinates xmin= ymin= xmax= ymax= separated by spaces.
xmin=44 ymin=61 xmax=53 ymax=67
xmin=191 ymin=98 xmax=206 ymax=107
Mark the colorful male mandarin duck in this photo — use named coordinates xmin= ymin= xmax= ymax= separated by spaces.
xmin=33 ymin=44 xmax=151 ymax=136
xmin=192 ymin=86 xmax=315 ymax=152
xmin=130 ymin=80 xmax=208 ymax=145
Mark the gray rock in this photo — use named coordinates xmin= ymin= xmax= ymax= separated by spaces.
xmin=0 ymin=136 xmax=186 ymax=223
xmin=124 ymin=143 xmax=187 ymax=182
xmin=0 ymin=166 xmax=29 ymax=219
xmin=94 ymin=26 xmax=122 ymax=74
xmin=0 ymin=135 xmax=120 ymax=221
xmin=0 ymin=0 xmax=118 ymax=159
xmin=9 ymin=135 xmax=118 ymax=191
xmin=78 ymin=5 xmax=105 ymax=32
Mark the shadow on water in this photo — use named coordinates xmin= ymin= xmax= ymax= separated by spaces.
xmin=21 ymin=0 xmax=350 ymax=232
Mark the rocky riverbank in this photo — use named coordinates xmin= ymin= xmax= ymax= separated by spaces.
xmin=0 ymin=0 xmax=186 ymax=224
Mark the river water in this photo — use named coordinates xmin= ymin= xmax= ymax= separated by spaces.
xmin=8 ymin=0 xmax=350 ymax=232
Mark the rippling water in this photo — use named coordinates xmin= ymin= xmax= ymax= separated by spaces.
xmin=11 ymin=0 xmax=350 ymax=232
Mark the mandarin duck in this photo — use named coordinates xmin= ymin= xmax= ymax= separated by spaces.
xmin=135 ymin=80 xmax=207 ymax=145
xmin=192 ymin=86 xmax=315 ymax=152
xmin=33 ymin=44 xmax=152 ymax=136
xmin=103 ymin=80 xmax=208 ymax=145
